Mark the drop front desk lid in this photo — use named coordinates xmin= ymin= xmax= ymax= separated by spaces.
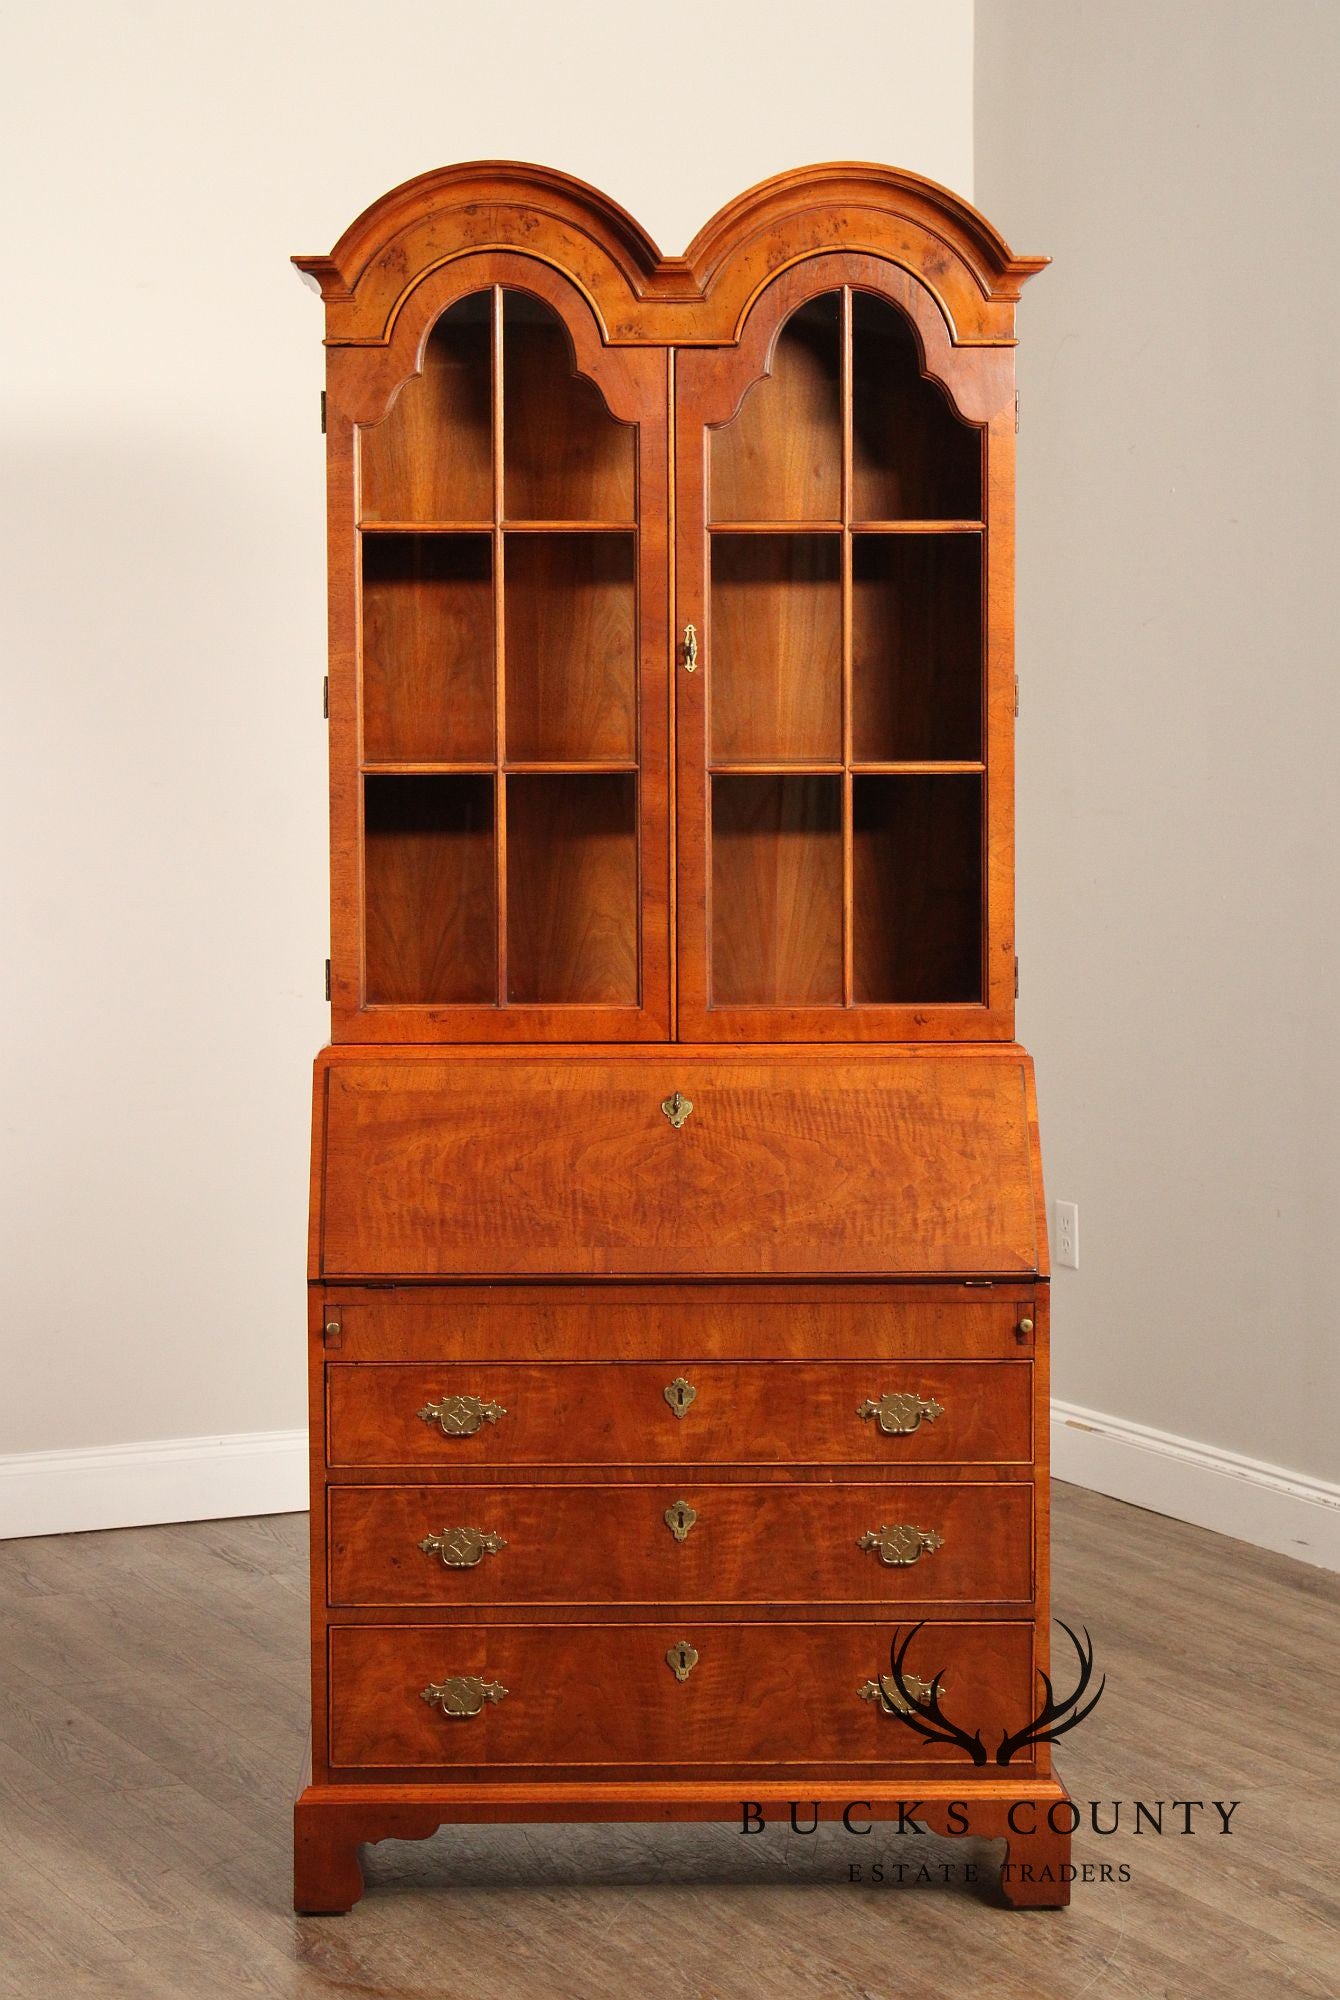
xmin=312 ymin=1047 xmax=1045 ymax=1282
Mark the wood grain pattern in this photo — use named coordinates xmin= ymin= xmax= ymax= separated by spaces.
xmin=362 ymin=534 xmax=495 ymax=765
xmin=502 ymin=291 xmax=635 ymax=522
xmin=850 ymin=291 xmax=983 ymax=521
xmin=710 ymin=294 xmax=842 ymax=523
xmin=362 ymin=775 xmax=495 ymax=1004
xmin=710 ymin=776 xmax=843 ymax=1005
xmin=319 ymin=1288 xmax=1036 ymax=1363
xmin=504 ymin=774 xmax=638 ymax=1004
xmin=852 ymin=775 xmax=984 ymax=1003
xmin=503 ymin=533 xmax=636 ymax=763
xmin=709 ymin=535 xmax=842 ymax=765
xmin=328 ymin=1481 xmax=1033 ymax=1608
xmin=360 ymin=293 xmax=493 ymax=524
xmin=327 ymin=1621 xmax=1035 ymax=1772
xmin=850 ymin=533 xmax=982 ymax=763
xmin=315 ymin=1049 xmax=1043 ymax=1279
xmin=326 ymin=1360 xmax=1032 ymax=1469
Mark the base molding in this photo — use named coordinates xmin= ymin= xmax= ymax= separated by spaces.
xmin=293 ymin=1771 xmax=1074 ymax=1914
xmin=1051 ymin=1399 xmax=1340 ymax=1570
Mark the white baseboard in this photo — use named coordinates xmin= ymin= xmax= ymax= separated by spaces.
xmin=1 ymin=1409 xmax=1337 ymax=1570
xmin=1051 ymin=1399 xmax=1340 ymax=1572
xmin=0 ymin=1429 xmax=307 ymax=1541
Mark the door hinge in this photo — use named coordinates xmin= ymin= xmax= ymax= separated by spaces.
xmin=1014 ymin=389 xmax=1019 ymax=433
xmin=1014 ymin=956 xmax=1020 ymax=998
xmin=322 ymin=675 xmax=329 ymax=719
xmin=1014 ymin=674 xmax=1019 ymax=718
xmin=324 ymin=958 xmax=331 ymax=1001
xmin=320 ymin=389 xmax=327 ymax=434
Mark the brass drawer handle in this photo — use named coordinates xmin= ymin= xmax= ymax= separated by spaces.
xmin=666 ymin=1640 xmax=699 ymax=1682
xmin=664 ymin=1375 xmax=697 ymax=1418
xmin=860 ymin=1671 xmax=944 ymax=1715
xmin=421 ymin=1675 xmax=508 ymax=1718
xmin=419 ymin=1527 xmax=507 ymax=1568
xmin=682 ymin=622 xmax=698 ymax=672
xmin=858 ymin=1523 xmax=944 ymax=1567
xmin=417 ymin=1393 xmax=507 ymax=1438
xmin=857 ymin=1391 xmax=944 ymax=1436
xmin=664 ymin=1500 xmax=698 ymax=1542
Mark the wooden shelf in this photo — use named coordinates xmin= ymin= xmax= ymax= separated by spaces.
xmin=503 ymin=520 xmax=637 ymax=533
xmin=850 ymin=520 xmax=984 ymax=534
xmin=359 ymin=521 xmax=493 ymax=534
xmin=362 ymin=761 xmax=495 ymax=776
xmin=708 ymin=520 xmax=844 ymax=534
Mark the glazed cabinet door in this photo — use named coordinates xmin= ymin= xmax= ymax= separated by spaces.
xmin=675 ymin=256 xmax=1018 ymax=1041
xmin=325 ymin=259 xmax=670 ymax=1041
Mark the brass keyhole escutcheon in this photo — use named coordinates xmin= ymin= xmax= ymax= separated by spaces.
xmin=857 ymin=1523 xmax=944 ymax=1568
xmin=664 ymin=1375 xmax=697 ymax=1419
xmin=661 ymin=1091 xmax=693 ymax=1130
xmin=666 ymin=1640 xmax=699 ymax=1683
xmin=418 ymin=1527 xmax=507 ymax=1569
xmin=664 ymin=1500 xmax=698 ymax=1543
xmin=417 ymin=1394 xmax=507 ymax=1438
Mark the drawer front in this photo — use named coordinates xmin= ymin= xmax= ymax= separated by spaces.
xmin=328 ymin=1620 xmax=1036 ymax=1770
xmin=328 ymin=1482 xmax=1034 ymax=1608
xmin=326 ymin=1362 xmax=1032 ymax=1468
xmin=323 ymin=1292 xmax=1036 ymax=1363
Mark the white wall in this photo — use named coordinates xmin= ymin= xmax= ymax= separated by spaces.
xmin=0 ymin=3 xmax=974 ymax=1512
xmin=976 ymin=3 xmax=1340 ymax=1535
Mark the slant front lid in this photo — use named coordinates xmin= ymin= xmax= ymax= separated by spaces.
xmin=316 ymin=1051 xmax=1043 ymax=1280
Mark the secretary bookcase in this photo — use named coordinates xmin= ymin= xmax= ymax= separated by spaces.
xmin=295 ymin=165 xmax=1065 ymax=1913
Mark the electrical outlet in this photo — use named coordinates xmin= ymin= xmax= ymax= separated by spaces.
xmin=1055 ymin=1201 xmax=1079 ymax=1269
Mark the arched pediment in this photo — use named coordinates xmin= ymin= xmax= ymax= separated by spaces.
xmin=294 ymin=160 xmax=1046 ymax=350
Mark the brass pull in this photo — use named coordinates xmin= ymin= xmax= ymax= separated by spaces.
xmin=860 ymin=1671 xmax=945 ymax=1716
xmin=661 ymin=1090 xmax=693 ymax=1129
xmin=664 ymin=1499 xmax=698 ymax=1543
xmin=417 ymin=1393 xmax=507 ymax=1438
xmin=419 ymin=1527 xmax=507 ymax=1568
xmin=666 ymin=1640 xmax=699 ymax=1682
xmin=857 ymin=1391 xmax=944 ymax=1436
xmin=682 ymin=622 xmax=698 ymax=672
xmin=421 ymin=1675 xmax=508 ymax=1719
xmin=1017 ymin=1317 xmax=1034 ymax=1336
xmin=664 ymin=1375 xmax=697 ymax=1419
xmin=858 ymin=1523 xmax=944 ymax=1567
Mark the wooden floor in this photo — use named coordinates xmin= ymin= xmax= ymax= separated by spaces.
xmin=1 ymin=1483 xmax=1336 ymax=1999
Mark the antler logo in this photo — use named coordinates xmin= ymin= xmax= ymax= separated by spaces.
xmin=875 ymin=1621 xmax=1105 ymax=1765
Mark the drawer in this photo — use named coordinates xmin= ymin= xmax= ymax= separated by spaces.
xmin=328 ymin=1620 xmax=1036 ymax=1771
xmin=328 ymin=1481 xmax=1034 ymax=1607
xmin=326 ymin=1361 xmax=1033 ymax=1468
xmin=321 ymin=1291 xmax=1038 ymax=1362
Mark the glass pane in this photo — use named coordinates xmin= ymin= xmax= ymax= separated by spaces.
xmin=710 ymin=534 xmax=841 ymax=764
xmin=711 ymin=295 xmax=842 ymax=522
xmin=851 ymin=294 xmax=981 ymax=521
xmin=506 ymin=774 xmax=638 ymax=1003
xmin=360 ymin=294 xmax=493 ymax=524
xmin=851 ymin=536 xmax=982 ymax=762
xmin=504 ymin=532 xmax=635 ymax=762
xmin=852 ymin=775 xmax=982 ymax=1002
xmin=503 ymin=292 xmax=635 ymax=522
xmin=362 ymin=534 xmax=494 ymax=764
xmin=363 ymin=775 xmax=496 ymax=1003
xmin=711 ymin=775 xmax=842 ymax=1004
